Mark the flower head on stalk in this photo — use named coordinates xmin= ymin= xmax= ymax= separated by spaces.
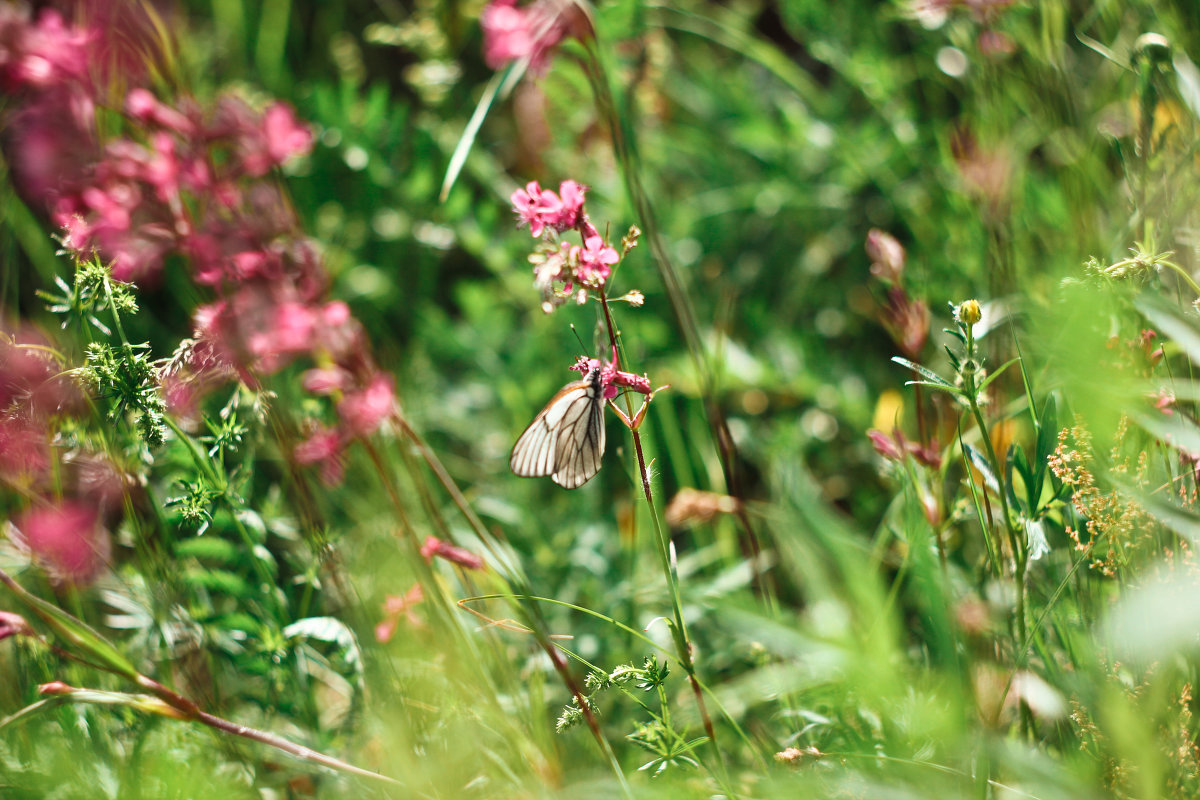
xmin=511 ymin=178 xmax=639 ymax=312
xmin=481 ymin=0 xmax=591 ymax=74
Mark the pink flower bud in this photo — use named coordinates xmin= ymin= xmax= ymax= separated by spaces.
xmin=866 ymin=229 xmax=906 ymax=284
xmin=420 ymin=536 xmax=484 ymax=571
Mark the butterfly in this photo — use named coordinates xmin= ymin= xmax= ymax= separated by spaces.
xmin=510 ymin=363 xmax=606 ymax=489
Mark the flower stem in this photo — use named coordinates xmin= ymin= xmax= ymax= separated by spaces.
xmin=597 ymin=291 xmax=731 ymax=788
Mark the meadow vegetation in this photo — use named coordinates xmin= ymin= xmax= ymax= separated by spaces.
xmin=2 ymin=1 xmax=1200 ymax=798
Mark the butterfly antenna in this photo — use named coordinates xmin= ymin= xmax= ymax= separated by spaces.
xmin=568 ymin=323 xmax=589 ymax=356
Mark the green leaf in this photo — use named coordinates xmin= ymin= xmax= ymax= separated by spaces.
xmin=1131 ymin=410 xmax=1200 ymax=456
xmin=964 ymin=444 xmax=999 ymax=494
xmin=1135 ymin=293 xmax=1200 ymax=363
xmin=439 ymin=65 xmax=522 ymax=202
xmin=0 ymin=571 xmax=139 ymax=680
xmin=975 ymin=356 xmax=1022 ymax=395
xmin=892 ymin=357 xmax=954 ymax=388
xmin=173 ymin=537 xmax=239 ymax=564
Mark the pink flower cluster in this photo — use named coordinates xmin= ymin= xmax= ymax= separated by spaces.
xmin=1 ymin=328 xmax=120 ymax=585
xmin=481 ymin=0 xmax=577 ymax=74
xmin=511 ymin=180 xmax=623 ymax=312
xmin=866 ymin=230 xmax=929 ymax=361
xmin=0 ymin=5 xmax=395 ymax=485
xmin=569 ymin=353 xmax=652 ymax=400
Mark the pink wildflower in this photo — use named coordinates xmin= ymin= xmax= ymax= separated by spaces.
xmin=866 ymin=229 xmax=906 ymax=284
xmin=481 ymin=0 xmax=581 ymax=74
xmin=0 ymin=611 xmax=29 ymax=643
xmin=868 ymin=428 xmax=942 ymax=469
xmin=263 ymin=103 xmax=314 ymax=165
xmin=301 ymin=368 xmax=350 ymax=395
xmin=570 ymin=353 xmax=652 ymax=400
xmin=376 ymin=583 xmax=424 ymax=642
xmin=573 ymin=235 xmax=618 ymax=287
xmin=556 ymin=179 xmax=586 ymax=228
xmin=14 ymin=501 xmax=111 ymax=586
xmin=338 ymin=373 xmax=395 ymax=437
xmin=0 ymin=418 xmax=50 ymax=484
xmin=420 ymin=536 xmax=485 ymax=571
xmin=879 ymin=286 xmax=930 ymax=360
xmin=294 ymin=424 xmax=346 ymax=486
xmin=511 ymin=180 xmax=557 ymax=237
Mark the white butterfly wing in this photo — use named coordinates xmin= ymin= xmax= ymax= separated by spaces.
xmin=510 ymin=378 xmax=606 ymax=488
xmin=551 ymin=386 xmax=605 ymax=489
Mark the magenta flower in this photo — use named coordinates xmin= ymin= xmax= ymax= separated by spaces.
xmin=15 ymin=501 xmax=111 ymax=586
xmin=556 ymin=179 xmax=586 ymax=228
xmin=294 ymin=424 xmax=346 ymax=486
xmin=0 ymin=8 xmax=93 ymax=90
xmin=481 ymin=1 xmax=534 ymax=69
xmin=301 ymin=367 xmax=350 ymax=396
xmin=338 ymin=373 xmax=396 ymax=437
xmin=573 ymin=235 xmax=618 ymax=287
xmin=376 ymin=583 xmax=424 ymax=642
xmin=570 ymin=353 xmax=652 ymax=400
xmin=868 ymin=428 xmax=942 ymax=469
xmin=511 ymin=180 xmax=558 ymax=237
xmin=0 ymin=418 xmax=50 ymax=484
xmin=481 ymin=0 xmax=574 ymax=74
xmin=0 ymin=611 xmax=29 ymax=643
xmin=420 ymin=536 xmax=484 ymax=571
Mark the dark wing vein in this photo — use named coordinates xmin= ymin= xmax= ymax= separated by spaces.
xmin=511 ymin=385 xmax=588 ymax=478
xmin=552 ymin=391 xmax=605 ymax=489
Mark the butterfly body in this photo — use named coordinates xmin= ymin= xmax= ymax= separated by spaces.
xmin=510 ymin=366 xmax=606 ymax=488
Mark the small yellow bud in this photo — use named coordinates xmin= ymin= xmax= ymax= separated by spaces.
xmin=957 ymin=299 xmax=982 ymax=326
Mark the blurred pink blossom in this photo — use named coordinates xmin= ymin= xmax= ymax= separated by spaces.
xmin=481 ymin=0 xmax=574 ymax=74
xmin=573 ymin=234 xmax=618 ymax=287
xmin=338 ymin=374 xmax=396 ymax=437
xmin=868 ymin=428 xmax=942 ymax=469
xmin=866 ymin=229 xmax=906 ymax=284
xmin=294 ymin=424 xmax=346 ymax=486
xmin=376 ymin=583 xmax=424 ymax=642
xmin=301 ymin=368 xmax=350 ymax=395
xmin=14 ymin=501 xmax=111 ymax=585
xmin=0 ymin=611 xmax=30 ymax=642
xmin=421 ymin=536 xmax=484 ymax=571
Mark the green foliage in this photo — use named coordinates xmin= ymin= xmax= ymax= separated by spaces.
xmin=5 ymin=0 xmax=1200 ymax=798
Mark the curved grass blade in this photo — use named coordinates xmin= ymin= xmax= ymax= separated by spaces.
xmin=439 ymin=64 xmax=522 ymax=202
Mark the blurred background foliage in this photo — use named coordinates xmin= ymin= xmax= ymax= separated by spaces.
xmin=4 ymin=0 xmax=1200 ymax=797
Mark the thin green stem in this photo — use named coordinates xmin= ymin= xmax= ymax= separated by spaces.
xmin=597 ymin=291 xmax=732 ymax=792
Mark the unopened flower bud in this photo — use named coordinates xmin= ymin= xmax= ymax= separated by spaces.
xmin=957 ymin=299 xmax=982 ymax=326
xmin=866 ymin=229 xmax=906 ymax=284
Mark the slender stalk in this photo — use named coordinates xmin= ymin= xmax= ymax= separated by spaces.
xmin=961 ymin=321 xmax=1030 ymax=737
xmin=597 ymin=291 xmax=731 ymax=790
xmin=578 ymin=35 xmax=768 ymax=602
